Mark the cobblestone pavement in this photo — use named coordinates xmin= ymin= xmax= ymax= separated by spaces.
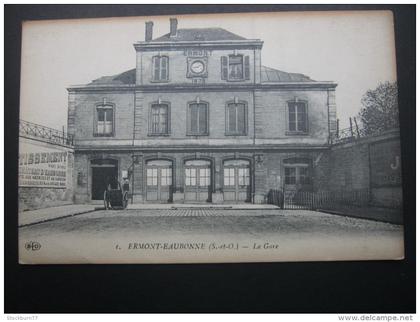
xmin=116 ymin=208 xmax=283 ymax=217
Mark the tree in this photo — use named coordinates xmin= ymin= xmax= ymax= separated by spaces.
xmin=358 ymin=81 xmax=399 ymax=135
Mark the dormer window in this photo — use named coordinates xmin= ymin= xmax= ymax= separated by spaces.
xmin=221 ymin=54 xmax=250 ymax=81
xmin=152 ymin=55 xmax=169 ymax=82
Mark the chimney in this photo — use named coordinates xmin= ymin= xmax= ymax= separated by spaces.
xmin=170 ymin=18 xmax=178 ymax=37
xmin=145 ymin=21 xmax=153 ymax=42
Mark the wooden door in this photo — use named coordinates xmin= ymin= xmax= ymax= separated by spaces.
xmin=184 ymin=160 xmax=211 ymax=202
xmin=146 ymin=160 xmax=172 ymax=202
xmin=223 ymin=160 xmax=251 ymax=202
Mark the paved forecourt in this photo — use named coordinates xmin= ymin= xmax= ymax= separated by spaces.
xmin=19 ymin=207 xmax=404 ymax=264
xmin=113 ymin=208 xmax=283 ymax=217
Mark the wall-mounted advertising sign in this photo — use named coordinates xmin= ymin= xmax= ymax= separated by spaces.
xmin=369 ymin=139 xmax=402 ymax=188
xmin=19 ymin=140 xmax=68 ymax=188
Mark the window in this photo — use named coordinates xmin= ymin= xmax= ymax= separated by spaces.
xmin=284 ymin=167 xmax=296 ymax=185
xmin=185 ymin=168 xmax=197 ymax=186
xmin=150 ymin=103 xmax=169 ymax=135
xmin=152 ymin=56 xmax=169 ymax=82
xmin=226 ymin=102 xmax=246 ymax=135
xmin=95 ymin=105 xmax=114 ymax=136
xmin=288 ymin=101 xmax=308 ymax=133
xmin=238 ymin=168 xmax=250 ymax=186
xmin=224 ymin=168 xmax=235 ymax=186
xmin=299 ymin=167 xmax=310 ymax=185
xmin=228 ymin=55 xmax=243 ymax=79
xmin=221 ymin=55 xmax=250 ymax=81
xmin=146 ymin=168 xmax=158 ymax=186
xmin=187 ymin=103 xmax=208 ymax=135
xmin=161 ymin=168 xmax=172 ymax=186
xmin=199 ymin=168 xmax=210 ymax=187
xmin=285 ymin=166 xmax=311 ymax=185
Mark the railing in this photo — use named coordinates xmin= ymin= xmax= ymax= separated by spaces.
xmin=268 ymin=188 xmax=371 ymax=210
xmin=287 ymin=188 xmax=370 ymax=210
xmin=19 ymin=120 xmax=74 ymax=147
xmin=267 ymin=189 xmax=284 ymax=208
xmin=331 ymin=126 xmax=369 ymax=144
xmin=330 ymin=117 xmax=368 ymax=145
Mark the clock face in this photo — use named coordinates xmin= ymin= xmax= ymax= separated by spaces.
xmin=190 ymin=60 xmax=205 ymax=74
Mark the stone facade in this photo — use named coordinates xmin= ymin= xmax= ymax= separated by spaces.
xmin=68 ymin=18 xmax=337 ymax=204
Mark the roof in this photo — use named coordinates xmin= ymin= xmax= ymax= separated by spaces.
xmin=261 ymin=66 xmax=313 ymax=82
xmin=88 ymin=69 xmax=136 ymax=86
xmin=87 ymin=66 xmax=314 ymax=86
xmin=151 ymin=28 xmax=247 ymax=42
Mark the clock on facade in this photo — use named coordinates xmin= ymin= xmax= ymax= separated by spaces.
xmin=186 ymin=57 xmax=208 ymax=78
xmin=190 ymin=60 xmax=205 ymax=74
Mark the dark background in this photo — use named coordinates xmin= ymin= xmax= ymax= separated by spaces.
xmin=4 ymin=4 xmax=416 ymax=313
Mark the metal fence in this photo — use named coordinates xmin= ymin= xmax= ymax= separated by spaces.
xmin=19 ymin=120 xmax=74 ymax=147
xmin=267 ymin=188 xmax=371 ymax=210
xmin=330 ymin=117 xmax=368 ymax=145
xmin=267 ymin=189 xmax=284 ymax=208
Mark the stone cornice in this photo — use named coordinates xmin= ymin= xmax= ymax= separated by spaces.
xmin=133 ymin=39 xmax=264 ymax=51
xmin=74 ymin=144 xmax=330 ymax=152
xmin=67 ymin=81 xmax=337 ymax=93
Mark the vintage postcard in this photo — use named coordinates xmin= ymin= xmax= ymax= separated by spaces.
xmin=18 ymin=10 xmax=404 ymax=264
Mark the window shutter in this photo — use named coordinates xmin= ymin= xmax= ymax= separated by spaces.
xmin=288 ymin=103 xmax=297 ymax=132
xmin=244 ymin=56 xmax=250 ymax=80
xmin=190 ymin=104 xmax=198 ymax=133
xmin=198 ymin=104 xmax=207 ymax=134
xmin=106 ymin=109 xmax=113 ymax=134
xmin=221 ymin=56 xmax=228 ymax=80
xmin=96 ymin=109 xmax=104 ymax=134
xmin=153 ymin=56 xmax=160 ymax=81
xmin=237 ymin=104 xmax=245 ymax=134
xmin=228 ymin=104 xmax=236 ymax=133
xmin=161 ymin=57 xmax=168 ymax=80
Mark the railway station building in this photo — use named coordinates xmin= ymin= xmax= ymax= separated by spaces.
xmin=67 ymin=18 xmax=338 ymax=204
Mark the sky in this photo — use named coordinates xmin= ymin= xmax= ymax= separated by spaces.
xmin=20 ymin=10 xmax=397 ymax=131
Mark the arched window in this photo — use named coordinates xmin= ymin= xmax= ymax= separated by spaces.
xmin=149 ymin=103 xmax=170 ymax=135
xmin=187 ymin=102 xmax=208 ymax=135
xmin=94 ymin=103 xmax=114 ymax=136
xmin=287 ymin=100 xmax=308 ymax=133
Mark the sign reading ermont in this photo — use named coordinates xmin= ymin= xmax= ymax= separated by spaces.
xmin=19 ymin=140 xmax=68 ymax=188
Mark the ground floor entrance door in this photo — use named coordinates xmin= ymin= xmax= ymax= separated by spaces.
xmin=146 ymin=160 xmax=173 ymax=203
xmin=91 ymin=159 xmax=118 ymax=200
xmin=223 ymin=159 xmax=251 ymax=202
xmin=184 ymin=160 xmax=211 ymax=202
